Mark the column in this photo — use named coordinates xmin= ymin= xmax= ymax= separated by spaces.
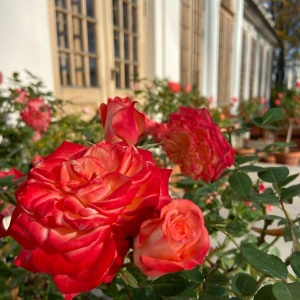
xmin=230 ymin=0 xmax=244 ymax=106
xmin=202 ymin=0 xmax=221 ymax=107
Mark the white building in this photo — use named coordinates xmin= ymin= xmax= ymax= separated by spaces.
xmin=0 ymin=0 xmax=278 ymax=109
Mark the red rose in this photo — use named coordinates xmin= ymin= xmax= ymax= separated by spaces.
xmin=4 ymin=140 xmax=170 ymax=297
xmin=274 ymin=99 xmax=281 ymax=106
xmin=162 ymin=107 xmax=235 ymax=182
xmin=100 ymin=97 xmax=145 ymax=146
xmin=133 ymin=199 xmax=210 ymax=278
xmin=0 ymin=168 xmax=24 ymax=180
xmin=167 ymin=81 xmax=181 ymax=93
xmin=143 ymin=115 xmax=168 ymax=143
xmin=20 ymin=97 xmax=51 ymax=134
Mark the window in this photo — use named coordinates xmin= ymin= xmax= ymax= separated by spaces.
xmin=112 ymin=0 xmax=139 ymax=89
xmin=180 ymin=0 xmax=204 ymax=89
xmin=55 ymin=0 xmax=98 ymax=87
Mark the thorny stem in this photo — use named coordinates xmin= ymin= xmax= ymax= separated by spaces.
xmin=257 ymin=219 xmax=273 ymax=246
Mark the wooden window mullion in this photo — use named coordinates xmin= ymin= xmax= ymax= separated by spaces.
xmin=81 ymin=0 xmax=90 ymax=86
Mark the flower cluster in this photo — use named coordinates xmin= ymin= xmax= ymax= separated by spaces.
xmin=0 ymin=97 xmax=239 ymax=299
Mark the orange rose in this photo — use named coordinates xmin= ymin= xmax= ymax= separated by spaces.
xmin=133 ymin=199 xmax=210 ymax=278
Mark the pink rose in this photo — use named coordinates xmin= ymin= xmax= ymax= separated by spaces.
xmin=133 ymin=199 xmax=210 ymax=278
xmin=20 ymin=97 xmax=51 ymax=135
xmin=167 ymin=81 xmax=181 ymax=93
xmin=14 ymin=89 xmax=29 ymax=104
xmin=162 ymin=107 xmax=235 ymax=182
xmin=184 ymin=83 xmax=192 ymax=93
xmin=100 ymin=97 xmax=145 ymax=146
xmin=3 ymin=140 xmax=171 ymax=297
xmin=278 ymin=93 xmax=284 ymax=99
xmin=274 ymin=99 xmax=281 ymax=106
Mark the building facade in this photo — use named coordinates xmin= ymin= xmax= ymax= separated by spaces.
xmin=0 ymin=0 xmax=278 ymax=109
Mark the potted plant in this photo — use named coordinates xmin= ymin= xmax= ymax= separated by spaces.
xmin=272 ymin=87 xmax=300 ymax=165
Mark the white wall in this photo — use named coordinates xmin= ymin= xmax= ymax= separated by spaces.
xmin=0 ymin=0 xmax=54 ymax=90
xmin=147 ymin=0 xmax=181 ymax=82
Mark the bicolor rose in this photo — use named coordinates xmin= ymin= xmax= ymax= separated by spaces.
xmin=99 ymin=97 xmax=145 ymax=146
xmin=162 ymin=107 xmax=235 ymax=182
xmin=133 ymin=199 xmax=210 ymax=277
xmin=3 ymin=140 xmax=170 ymax=297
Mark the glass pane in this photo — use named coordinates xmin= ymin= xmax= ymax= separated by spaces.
xmin=72 ymin=17 xmax=83 ymax=51
xmin=124 ymin=33 xmax=129 ymax=60
xmin=71 ymin=0 xmax=81 ymax=14
xmin=123 ymin=1 xmax=128 ymax=30
xmin=89 ymin=57 xmax=98 ymax=86
xmin=56 ymin=12 xmax=68 ymax=48
xmin=132 ymin=6 xmax=137 ymax=33
xmin=114 ymin=30 xmax=120 ymax=58
xmin=133 ymin=36 xmax=138 ymax=62
xmin=115 ymin=62 xmax=121 ymax=88
xmin=75 ymin=55 xmax=85 ymax=86
xmin=87 ymin=22 xmax=96 ymax=53
xmin=124 ymin=63 xmax=130 ymax=88
xmin=55 ymin=0 xmax=66 ymax=8
xmin=133 ymin=65 xmax=139 ymax=81
xmin=113 ymin=0 xmax=119 ymax=26
xmin=59 ymin=52 xmax=71 ymax=86
xmin=86 ymin=0 xmax=94 ymax=17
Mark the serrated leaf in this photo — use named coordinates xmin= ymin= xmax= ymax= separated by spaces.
xmin=290 ymin=252 xmax=300 ymax=278
xmin=241 ymin=246 xmax=288 ymax=279
xmin=254 ymin=285 xmax=276 ymax=300
xmin=232 ymin=273 xmax=257 ymax=297
xmin=272 ymin=282 xmax=300 ymax=300
xmin=229 ymin=172 xmax=252 ymax=197
xmin=258 ymin=167 xmax=289 ymax=184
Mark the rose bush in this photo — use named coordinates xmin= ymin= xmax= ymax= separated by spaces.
xmin=162 ymin=107 xmax=235 ymax=182
xmin=133 ymin=199 xmax=210 ymax=277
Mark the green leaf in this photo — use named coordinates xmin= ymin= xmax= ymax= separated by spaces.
xmin=241 ymin=246 xmax=288 ymax=279
xmin=258 ymin=215 xmax=286 ymax=222
xmin=262 ymin=108 xmax=284 ymax=124
xmin=272 ymin=282 xmax=300 ymax=300
xmin=247 ymin=192 xmax=279 ymax=204
xmin=131 ymin=286 xmax=160 ymax=300
xmin=205 ymin=272 xmax=229 ymax=287
xmin=235 ymin=155 xmax=258 ymax=165
xmin=226 ymin=220 xmax=246 ymax=236
xmin=231 ymin=273 xmax=257 ymax=297
xmin=278 ymin=173 xmax=299 ymax=187
xmin=119 ymin=269 xmax=139 ymax=288
xmin=151 ymin=273 xmax=195 ymax=297
xmin=258 ymin=167 xmax=289 ymax=184
xmin=281 ymin=184 xmax=300 ymax=202
xmin=229 ymin=172 xmax=252 ymax=198
xmin=239 ymin=165 xmax=264 ymax=172
xmin=254 ymin=284 xmax=276 ymax=300
xmin=290 ymin=252 xmax=300 ymax=278
xmin=0 ymin=175 xmax=14 ymax=188
xmin=9 ymin=268 xmax=29 ymax=288
xmin=0 ymin=261 xmax=11 ymax=278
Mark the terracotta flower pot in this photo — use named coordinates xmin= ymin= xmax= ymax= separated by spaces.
xmin=257 ymin=152 xmax=276 ymax=164
xmin=275 ymin=151 xmax=300 ymax=166
xmin=235 ymin=148 xmax=256 ymax=156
